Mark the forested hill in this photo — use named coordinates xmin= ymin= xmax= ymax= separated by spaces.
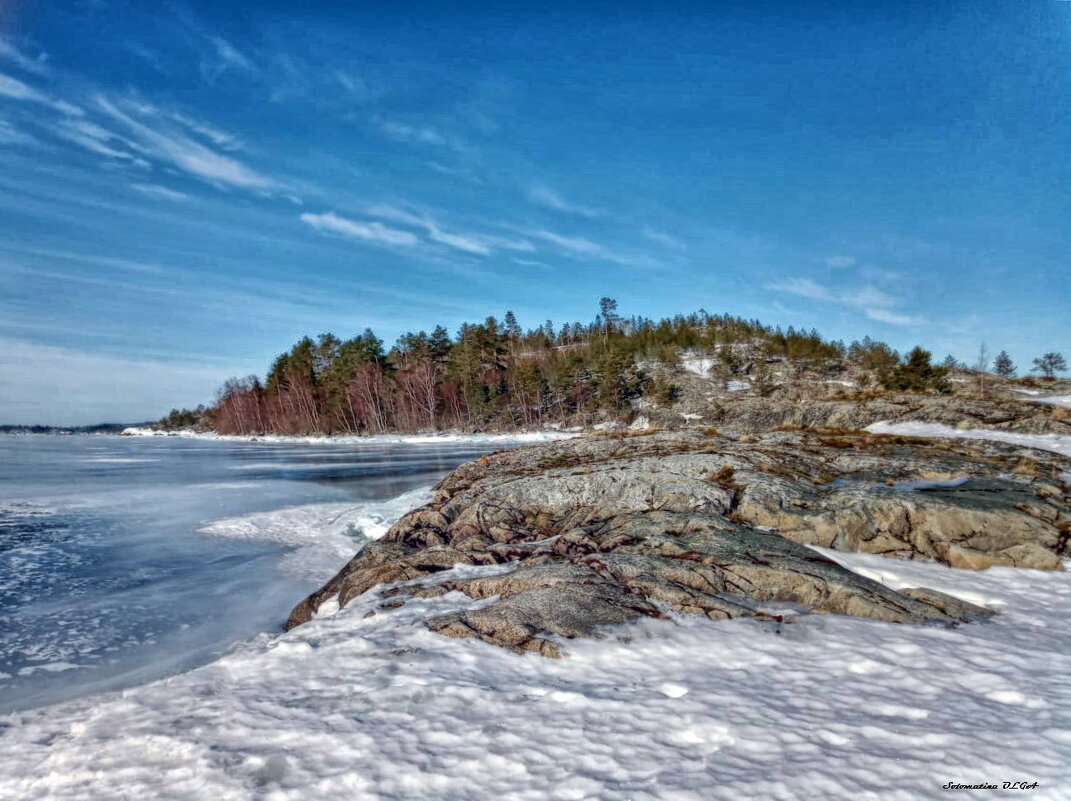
xmin=159 ymin=298 xmax=1055 ymax=436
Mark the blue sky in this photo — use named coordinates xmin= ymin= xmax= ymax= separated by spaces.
xmin=0 ymin=0 xmax=1068 ymax=424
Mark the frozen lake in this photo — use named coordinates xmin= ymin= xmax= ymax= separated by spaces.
xmin=0 ymin=433 xmax=518 ymax=712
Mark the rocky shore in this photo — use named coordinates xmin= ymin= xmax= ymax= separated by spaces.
xmin=288 ymin=422 xmax=1071 ymax=656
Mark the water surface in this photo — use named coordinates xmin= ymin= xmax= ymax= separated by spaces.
xmin=0 ymin=434 xmax=508 ymax=712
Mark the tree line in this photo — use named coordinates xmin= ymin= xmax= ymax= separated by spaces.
xmin=160 ymin=299 xmax=1066 ymax=435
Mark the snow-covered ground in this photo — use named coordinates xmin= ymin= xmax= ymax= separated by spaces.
xmin=1009 ymin=389 xmax=1071 ymax=409
xmin=1033 ymin=396 xmax=1071 ymax=410
xmin=121 ymin=427 xmax=579 ymax=445
xmin=3 ymin=482 xmax=1070 ymax=800
xmin=681 ymin=355 xmax=715 ymax=378
xmin=865 ymin=421 xmax=1071 ymax=459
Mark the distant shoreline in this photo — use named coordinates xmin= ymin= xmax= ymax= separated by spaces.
xmin=0 ymin=423 xmax=152 ymax=436
xmin=118 ymin=426 xmax=582 ymax=446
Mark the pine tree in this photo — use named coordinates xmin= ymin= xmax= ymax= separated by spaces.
xmin=598 ymin=297 xmax=619 ymax=342
xmin=1032 ymin=352 xmax=1067 ymax=380
xmin=993 ymin=350 xmax=1015 ymax=377
xmin=503 ymin=310 xmax=521 ymax=341
xmin=752 ymin=360 xmax=776 ymax=397
xmin=882 ymin=347 xmax=950 ymax=393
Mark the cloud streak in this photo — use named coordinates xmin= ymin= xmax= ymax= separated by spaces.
xmin=527 ymin=184 xmax=603 ymax=218
xmin=375 ymin=117 xmax=453 ymax=148
xmin=642 ymin=227 xmax=686 ymax=251
xmin=0 ymin=72 xmax=82 ymax=116
xmin=0 ymin=38 xmax=48 ymax=75
xmin=131 ymin=183 xmax=191 ymax=201
xmin=768 ymin=277 xmax=924 ymax=327
xmin=97 ymin=96 xmax=273 ymax=189
xmin=299 ymin=211 xmax=419 ymax=247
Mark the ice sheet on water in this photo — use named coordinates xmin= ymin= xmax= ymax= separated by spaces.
xmin=1 ymin=434 xmax=504 ymax=713
xmin=199 ymin=487 xmax=433 ymax=581
xmin=1 ymin=549 xmax=1068 ymax=800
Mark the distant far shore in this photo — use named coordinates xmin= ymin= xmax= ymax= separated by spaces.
xmin=118 ymin=426 xmax=582 ymax=446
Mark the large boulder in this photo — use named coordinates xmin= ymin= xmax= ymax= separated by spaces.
xmin=287 ymin=430 xmax=1070 ymax=655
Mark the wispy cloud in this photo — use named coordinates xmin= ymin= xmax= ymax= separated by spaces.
xmin=0 ymin=38 xmax=48 ymax=75
xmin=530 ymin=228 xmax=654 ymax=268
xmin=0 ymin=245 xmax=170 ymax=275
xmin=642 ymin=226 xmax=686 ymax=251
xmin=299 ymin=211 xmax=419 ymax=247
xmin=365 ymin=205 xmax=488 ymax=254
xmin=97 ymin=96 xmax=273 ymax=189
xmin=365 ymin=204 xmax=533 ymax=256
xmin=767 ymin=276 xmax=924 ymax=327
xmin=534 ymin=229 xmax=607 ymax=257
xmin=527 ymin=184 xmax=603 ymax=218
xmin=201 ymin=36 xmax=258 ymax=81
xmin=131 ymin=183 xmax=191 ymax=201
xmin=56 ymin=118 xmax=150 ymax=166
xmin=825 ymin=255 xmax=856 ymax=268
xmin=375 ymin=116 xmax=452 ymax=147
xmin=0 ymin=72 xmax=82 ymax=116
xmin=125 ymin=42 xmax=168 ymax=73
xmin=0 ymin=118 xmax=38 ymax=146
xmin=166 ymin=110 xmax=242 ymax=150
xmin=334 ymin=71 xmax=378 ymax=102
xmin=864 ymin=308 xmax=924 ymax=326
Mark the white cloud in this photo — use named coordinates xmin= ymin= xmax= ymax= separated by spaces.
xmin=0 ymin=338 xmax=232 ymax=426
xmin=363 ymin=205 xmax=534 ymax=256
xmin=365 ymin=205 xmax=492 ymax=255
xmin=167 ymin=111 xmax=242 ymax=150
xmin=56 ymin=118 xmax=149 ymax=165
xmin=97 ymin=96 xmax=273 ymax=189
xmin=865 ymin=308 xmax=924 ymax=326
xmin=0 ymin=118 xmax=37 ymax=146
xmin=534 ymin=229 xmax=606 ymax=257
xmin=768 ymin=277 xmax=833 ymax=302
xmin=826 ymin=255 xmax=857 ymax=268
xmin=375 ymin=117 xmax=450 ymax=147
xmin=0 ymin=72 xmax=82 ymax=116
xmin=842 ymin=286 xmax=896 ymax=308
xmin=2 ymin=246 xmax=168 ymax=275
xmin=527 ymin=184 xmax=603 ymax=218
xmin=642 ymin=227 xmax=686 ymax=251
xmin=131 ymin=183 xmax=191 ymax=201
xmin=768 ymin=276 xmax=923 ymax=327
xmin=0 ymin=38 xmax=48 ymax=75
xmin=532 ymin=229 xmax=646 ymax=267
xmin=299 ymin=211 xmax=419 ymax=247
xmin=334 ymin=71 xmax=376 ymax=102
xmin=201 ymin=36 xmax=258 ymax=81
